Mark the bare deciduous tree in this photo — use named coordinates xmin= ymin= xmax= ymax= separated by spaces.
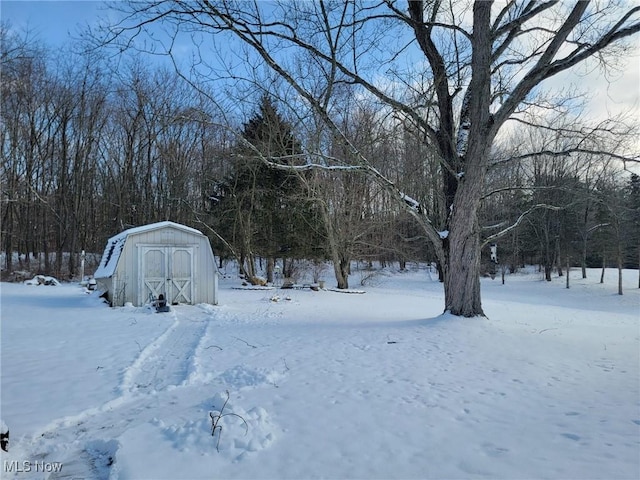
xmin=102 ymin=0 xmax=639 ymax=316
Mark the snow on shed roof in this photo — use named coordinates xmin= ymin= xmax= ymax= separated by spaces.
xmin=94 ymin=221 xmax=204 ymax=279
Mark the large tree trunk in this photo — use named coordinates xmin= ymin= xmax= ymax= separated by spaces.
xmin=317 ymin=197 xmax=351 ymax=290
xmin=544 ymin=265 xmax=552 ymax=282
xmin=332 ymin=257 xmax=349 ymax=290
xmin=444 ymin=232 xmax=483 ymax=317
xmin=443 ymin=196 xmax=484 ymax=317
xmin=438 ymin=1 xmax=491 ymax=318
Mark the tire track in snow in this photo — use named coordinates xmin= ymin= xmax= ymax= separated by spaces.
xmin=7 ymin=306 xmax=213 ymax=480
xmin=121 ymin=306 xmax=210 ymax=394
xmin=119 ymin=309 xmax=181 ymax=394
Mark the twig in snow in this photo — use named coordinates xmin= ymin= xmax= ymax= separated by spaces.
xmin=537 ymin=328 xmax=558 ymax=334
xmin=232 ymin=336 xmax=258 ymax=349
xmin=205 ymin=345 xmax=223 ymax=351
xmin=209 ymin=390 xmax=248 ymax=452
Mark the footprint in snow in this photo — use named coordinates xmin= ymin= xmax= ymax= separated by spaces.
xmin=482 ymin=442 xmax=509 ymax=457
xmin=218 ymin=365 xmax=282 ymax=389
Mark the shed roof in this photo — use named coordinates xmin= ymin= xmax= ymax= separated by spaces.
xmin=94 ymin=221 xmax=205 ymax=279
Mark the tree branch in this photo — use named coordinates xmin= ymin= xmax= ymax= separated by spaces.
xmin=481 ymin=203 xmax=564 ymax=247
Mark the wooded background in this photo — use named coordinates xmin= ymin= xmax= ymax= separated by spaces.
xmin=1 ymin=22 xmax=638 ymax=289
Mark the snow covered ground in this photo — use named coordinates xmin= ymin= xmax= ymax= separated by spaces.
xmin=1 ymin=265 xmax=638 ymax=479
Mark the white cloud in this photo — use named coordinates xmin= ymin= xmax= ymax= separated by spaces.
xmin=551 ymin=52 xmax=640 ymax=123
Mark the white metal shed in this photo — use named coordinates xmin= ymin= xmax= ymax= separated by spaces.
xmin=94 ymin=221 xmax=218 ymax=307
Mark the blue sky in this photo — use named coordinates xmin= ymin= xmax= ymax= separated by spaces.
xmin=2 ymin=0 xmax=638 ymax=138
xmin=1 ymin=1 xmax=108 ymax=46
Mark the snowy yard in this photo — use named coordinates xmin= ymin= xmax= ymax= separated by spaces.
xmin=1 ymin=266 xmax=638 ymax=479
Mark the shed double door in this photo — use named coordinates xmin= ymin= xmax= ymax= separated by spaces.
xmin=140 ymin=246 xmax=195 ymax=305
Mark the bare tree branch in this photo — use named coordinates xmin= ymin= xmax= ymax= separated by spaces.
xmin=481 ymin=203 xmax=564 ymax=247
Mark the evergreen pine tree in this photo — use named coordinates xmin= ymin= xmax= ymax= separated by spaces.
xmin=214 ymin=95 xmax=324 ymax=283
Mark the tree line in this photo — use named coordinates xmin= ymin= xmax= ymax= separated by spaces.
xmin=93 ymin=0 xmax=640 ymax=313
xmin=1 ymin=7 xmax=639 ymax=299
